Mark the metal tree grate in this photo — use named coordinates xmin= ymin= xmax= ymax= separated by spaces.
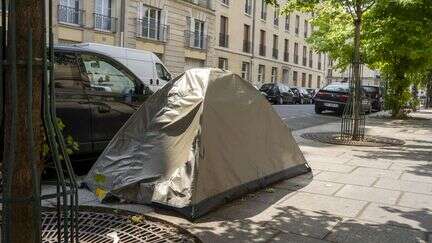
xmin=40 ymin=209 xmax=200 ymax=243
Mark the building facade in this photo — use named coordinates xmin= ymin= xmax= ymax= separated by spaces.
xmin=327 ymin=61 xmax=382 ymax=86
xmin=214 ymin=0 xmax=328 ymax=89
xmin=53 ymin=0 xmax=216 ymax=77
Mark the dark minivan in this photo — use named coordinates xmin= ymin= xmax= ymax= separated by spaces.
xmin=260 ymin=83 xmax=295 ymax=105
xmin=54 ymin=46 xmax=153 ymax=160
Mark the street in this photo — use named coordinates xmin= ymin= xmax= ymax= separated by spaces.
xmin=273 ymin=104 xmax=340 ymax=131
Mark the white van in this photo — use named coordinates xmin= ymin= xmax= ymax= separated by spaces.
xmin=72 ymin=43 xmax=172 ymax=92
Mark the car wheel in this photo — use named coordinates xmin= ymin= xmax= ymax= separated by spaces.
xmin=278 ymin=97 xmax=284 ymax=105
xmin=315 ymin=105 xmax=323 ymax=114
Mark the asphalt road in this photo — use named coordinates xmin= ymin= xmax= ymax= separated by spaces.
xmin=273 ymin=104 xmax=341 ymax=131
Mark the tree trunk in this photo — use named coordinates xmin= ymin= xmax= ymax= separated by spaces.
xmin=352 ymin=5 xmax=363 ymax=140
xmin=3 ymin=0 xmax=45 ymax=242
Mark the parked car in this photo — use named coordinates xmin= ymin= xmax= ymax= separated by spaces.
xmin=260 ymin=83 xmax=295 ymax=105
xmin=363 ymin=85 xmax=384 ymax=111
xmin=54 ymin=45 xmax=153 ymax=159
xmin=314 ymin=83 xmax=372 ymax=115
xmin=71 ymin=43 xmax=172 ymax=92
xmin=291 ymin=87 xmax=313 ymax=104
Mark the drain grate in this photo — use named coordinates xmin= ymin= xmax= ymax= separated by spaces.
xmin=39 ymin=208 xmax=200 ymax=243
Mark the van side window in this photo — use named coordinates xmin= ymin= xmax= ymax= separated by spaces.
xmin=155 ymin=63 xmax=171 ymax=81
xmin=81 ymin=54 xmax=136 ymax=94
xmin=54 ymin=52 xmax=84 ymax=90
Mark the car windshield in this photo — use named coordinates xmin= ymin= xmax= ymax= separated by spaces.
xmin=260 ymin=84 xmax=276 ymax=92
xmin=322 ymin=83 xmax=349 ymax=92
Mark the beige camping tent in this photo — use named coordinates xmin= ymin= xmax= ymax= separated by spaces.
xmin=85 ymin=68 xmax=310 ymax=219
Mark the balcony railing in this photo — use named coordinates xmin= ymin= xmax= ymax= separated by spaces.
xmin=245 ymin=4 xmax=252 ymax=14
xmin=284 ymin=52 xmax=289 ymax=62
xmin=309 ymin=60 xmax=313 ymax=68
xmin=259 ymin=44 xmax=266 ymax=56
xmin=294 ymin=54 xmax=299 ymax=64
xmin=58 ymin=5 xmax=85 ymax=26
xmin=274 ymin=18 xmax=279 ymax=26
xmin=272 ymin=48 xmax=278 ymax=59
xmin=94 ymin=13 xmax=117 ymax=32
xmin=302 ymin=57 xmax=307 ymax=66
xmin=261 ymin=12 xmax=267 ymax=20
xmin=285 ymin=23 xmax=289 ymax=31
xmin=318 ymin=62 xmax=322 ymax=70
xmin=243 ymin=40 xmax=251 ymax=53
xmin=185 ymin=31 xmax=208 ymax=50
xmin=295 ymin=27 xmax=299 ymax=35
xmin=219 ymin=33 xmax=229 ymax=48
xmin=136 ymin=18 xmax=169 ymax=42
xmin=184 ymin=0 xmax=213 ymax=9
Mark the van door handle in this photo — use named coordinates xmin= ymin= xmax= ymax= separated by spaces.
xmin=156 ymin=79 xmax=160 ymax=85
xmin=150 ymin=79 xmax=153 ymax=85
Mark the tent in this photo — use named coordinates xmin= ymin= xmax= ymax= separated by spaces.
xmin=85 ymin=68 xmax=310 ymax=219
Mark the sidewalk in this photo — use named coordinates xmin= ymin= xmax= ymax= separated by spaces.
xmin=45 ymin=109 xmax=432 ymax=242
xmin=148 ymin=109 xmax=432 ymax=242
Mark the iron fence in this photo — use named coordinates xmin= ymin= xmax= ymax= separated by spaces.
xmin=185 ymin=30 xmax=208 ymax=50
xmin=94 ymin=13 xmax=117 ymax=33
xmin=58 ymin=5 xmax=85 ymax=26
xmin=219 ymin=33 xmax=229 ymax=48
xmin=136 ymin=18 xmax=169 ymax=42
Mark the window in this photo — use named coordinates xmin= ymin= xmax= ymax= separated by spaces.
xmin=294 ymin=43 xmax=299 ymax=64
xmin=218 ymin=57 xmax=228 ymax=70
xmin=293 ymin=71 xmax=298 ymax=86
xmin=261 ymin=0 xmax=267 ymax=20
xmin=192 ymin=19 xmax=205 ymax=49
xmin=54 ymin=52 xmax=83 ymax=90
xmin=272 ymin=35 xmax=278 ymax=59
xmin=221 ymin=0 xmax=229 ymax=5
xmin=273 ymin=7 xmax=279 ymax=26
xmin=81 ymin=54 xmax=136 ymax=94
xmin=244 ymin=0 xmax=252 ymax=15
xmin=301 ymin=72 xmax=306 ymax=87
xmin=308 ymin=74 xmax=312 ymax=88
xmin=219 ymin=16 xmax=229 ymax=47
xmin=139 ymin=6 xmax=162 ymax=40
xmin=285 ymin=14 xmax=290 ymax=31
xmin=243 ymin=24 xmax=251 ymax=53
xmin=259 ymin=30 xmax=266 ymax=56
xmin=241 ymin=62 xmax=250 ymax=81
xmin=318 ymin=53 xmax=322 ymax=70
xmin=258 ymin=65 xmax=266 ymax=83
xmin=271 ymin=67 xmax=278 ymax=83
xmin=156 ymin=63 xmax=171 ymax=82
xmin=304 ymin=20 xmax=308 ymax=38
xmin=309 ymin=50 xmax=313 ymax=68
xmin=284 ymin=39 xmax=289 ymax=62
xmin=302 ymin=46 xmax=307 ymax=66
xmin=295 ymin=15 xmax=300 ymax=35
xmin=95 ymin=0 xmax=114 ymax=31
xmin=59 ymin=0 xmax=83 ymax=25
xmin=317 ymin=75 xmax=321 ymax=88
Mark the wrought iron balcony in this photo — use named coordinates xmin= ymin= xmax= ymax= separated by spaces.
xmin=185 ymin=31 xmax=208 ymax=50
xmin=94 ymin=13 xmax=117 ymax=33
xmin=261 ymin=12 xmax=267 ymax=20
xmin=136 ymin=18 xmax=169 ymax=42
xmin=245 ymin=4 xmax=252 ymax=14
xmin=318 ymin=62 xmax=322 ymax=70
xmin=243 ymin=40 xmax=251 ymax=53
xmin=272 ymin=48 xmax=279 ymax=59
xmin=58 ymin=5 xmax=85 ymax=26
xmin=303 ymin=57 xmax=307 ymax=66
xmin=309 ymin=60 xmax=313 ymax=68
xmin=219 ymin=33 xmax=229 ymax=48
xmin=259 ymin=44 xmax=266 ymax=56
xmin=184 ymin=0 xmax=213 ymax=9
xmin=284 ymin=52 xmax=289 ymax=62
xmin=274 ymin=18 xmax=279 ymax=26
xmin=294 ymin=54 xmax=299 ymax=64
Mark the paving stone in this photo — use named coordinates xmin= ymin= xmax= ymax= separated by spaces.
xmin=398 ymin=193 xmax=432 ymax=210
xmin=304 ymin=155 xmax=350 ymax=165
xmin=264 ymin=207 xmax=342 ymax=239
xmin=351 ymin=167 xmax=402 ymax=179
xmin=359 ymin=203 xmax=432 ymax=232
xmin=400 ymin=173 xmax=432 ymax=184
xmin=307 ymin=161 xmax=356 ymax=173
xmin=314 ymin=171 xmax=377 ymax=186
xmin=346 ymin=159 xmax=392 ymax=169
xmin=335 ymin=185 xmax=401 ymax=205
xmin=187 ymin=218 xmax=279 ymax=243
xmin=268 ymin=232 xmax=330 ymax=243
xmin=278 ymin=192 xmax=368 ymax=218
xmin=326 ymin=218 xmax=427 ymax=243
xmin=374 ymin=178 xmax=432 ymax=195
xmin=275 ymin=179 xmax=344 ymax=196
xmin=248 ymin=188 xmax=297 ymax=205
xmin=389 ymin=162 xmax=432 ymax=173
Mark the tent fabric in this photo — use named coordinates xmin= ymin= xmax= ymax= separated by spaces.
xmin=85 ymin=68 xmax=310 ymax=219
